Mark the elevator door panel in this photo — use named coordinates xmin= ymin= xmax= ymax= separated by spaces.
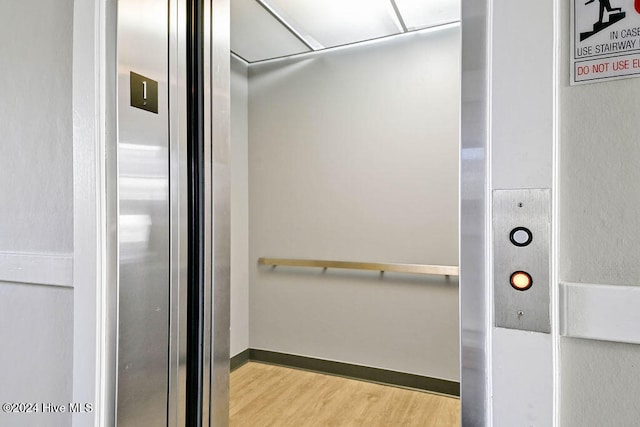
xmin=117 ymin=0 xmax=170 ymax=425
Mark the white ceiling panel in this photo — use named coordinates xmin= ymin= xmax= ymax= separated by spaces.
xmin=394 ymin=0 xmax=460 ymax=31
xmin=231 ymin=0 xmax=311 ymax=62
xmin=263 ymin=0 xmax=402 ymax=49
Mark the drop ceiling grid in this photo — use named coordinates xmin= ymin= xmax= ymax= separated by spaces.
xmin=231 ymin=0 xmax=461 ymax=64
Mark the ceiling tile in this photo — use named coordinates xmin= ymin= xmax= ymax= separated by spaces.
xmin=394 ymin=0 xmax=460 ymax=31
xmin=231 ymin=0 xmax=311 ymax=62
xmin=263 ymin=0 xmax=402 ymax=49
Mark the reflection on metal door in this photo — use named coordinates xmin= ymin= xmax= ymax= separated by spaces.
xmin=117 ymin=0 xmax=170 ymax=425
xmin=114 ymin=0 xmax=231 ymax=425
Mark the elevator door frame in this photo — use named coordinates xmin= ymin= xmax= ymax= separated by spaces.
xmin=71 ymin=0 xmax=230 ymax=425
xmin=460 ymin=0 xmax=559 ymax=426
xmin=72 ymin=0 xmax=119 ymax=424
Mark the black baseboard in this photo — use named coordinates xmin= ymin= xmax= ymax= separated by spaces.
xmin=231 ymin=348 xmax=459 ymax=397
xmin=230 ymin=349 xmax=250 ymax=371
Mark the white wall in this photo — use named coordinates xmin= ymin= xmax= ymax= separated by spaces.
xmin=0 ymin=1 xmax=74 ymax=426
xmin=231 ymin=56 xmax=250 ymax=357
xmin=559 ymin=1 xmax=640 ymax=425
xmin=248 ymin=28 xmax=460 ymax=380
xmin=0 ymin=0 xmax=73 ymax=253
xmin=0 ymin=282 xmax=73 ymax=427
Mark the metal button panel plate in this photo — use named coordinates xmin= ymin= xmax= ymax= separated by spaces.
xmin=493 ymin=189 xmax=550 ymax=333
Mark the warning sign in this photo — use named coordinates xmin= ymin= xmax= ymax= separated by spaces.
xmin=572 ymin=0 xmax=640 ymax=84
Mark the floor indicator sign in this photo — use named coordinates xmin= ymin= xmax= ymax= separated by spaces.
xmin=572 ymin=0 xmax=640 ymax=84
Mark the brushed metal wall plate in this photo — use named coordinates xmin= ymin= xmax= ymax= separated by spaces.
xmin=130 ymin=71 xmax=158 ymax=113
xmin=493 ymin=189 xmax=550 ymax=333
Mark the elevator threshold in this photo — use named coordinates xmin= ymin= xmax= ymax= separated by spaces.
xmin=230 ymin=362 xmax=460 ymax=426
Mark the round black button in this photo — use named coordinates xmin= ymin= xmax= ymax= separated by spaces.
xmin=510 ymin=227 xmax=532 ymax=247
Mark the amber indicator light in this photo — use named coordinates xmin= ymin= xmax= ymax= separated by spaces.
xmin=510 ymin=271 xmax=533 ymax=291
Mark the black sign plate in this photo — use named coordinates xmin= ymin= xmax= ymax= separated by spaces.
xmin=130 ymin=71 xmax=158 ymax=113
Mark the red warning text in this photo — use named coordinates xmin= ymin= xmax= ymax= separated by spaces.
xmin=575 ymin=54 xmax=640 ymax=82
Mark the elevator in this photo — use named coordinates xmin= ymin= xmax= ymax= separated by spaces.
xmin=114 ymin=0 xmax=230 ymax=425
xmin=5 ymin=0 xmax=640 ymax=426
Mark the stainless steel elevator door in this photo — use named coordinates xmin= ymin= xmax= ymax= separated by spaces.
xmin=117 ymin=0 xmax=170 ymax=425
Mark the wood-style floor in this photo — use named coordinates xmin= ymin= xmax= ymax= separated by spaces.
xmin=230 ymin=362 xmax=460 ymax=427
